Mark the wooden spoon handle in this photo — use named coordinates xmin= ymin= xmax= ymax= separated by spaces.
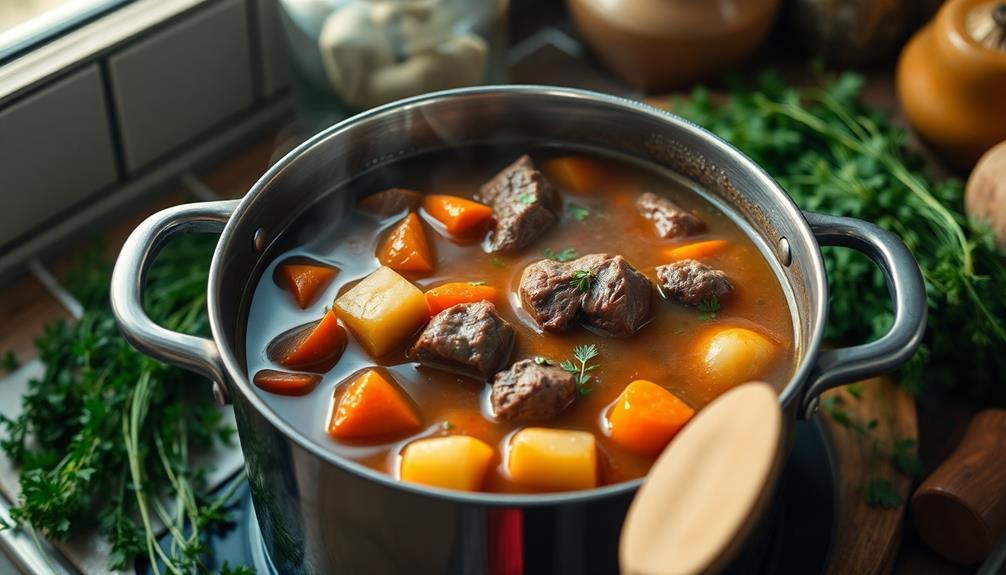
xmin=912 ymin=409 xmax=1006 ymax=565
xmin=620 ymin=382 xmax=783 ymax=575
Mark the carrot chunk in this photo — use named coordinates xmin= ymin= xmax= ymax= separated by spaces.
xmin=253 ymin=369 xmax=322 ymax=396
xmin=268 ymin=309 xmax=347 ymax=372
xmin=423 ymin=195 xmax=493 ymax=236
xmin=607 ymin=380 xmax=695 ymax=456
xmin=542 ymin=156 xmax=605 ymax=195
xmin=275 ymin=262 xmax=338 ymax=309
xmin=328 ymin=369 xmax=421 ymax=439
xmin=377 ymin=212 xmax=435 ymax=275
xmin=424 ymin=282 xmax=499 ymax=315
xmin=664 ymin=239 xmax=729 ymax=261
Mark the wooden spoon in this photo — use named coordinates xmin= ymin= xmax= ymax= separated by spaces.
xmin=620 ymin=382 xmax=784 ymax=575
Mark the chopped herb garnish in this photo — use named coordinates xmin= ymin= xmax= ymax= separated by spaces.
xmin=0 ymin=350 xmax=18 ymax=373
xmin=467 ymin=280 xmax=487 ymax=286
xmin=491 ymin=256 xmax=506 ymax=268
xmin=533 ymin=356 xmax=553 ymax=366
xmin=866 ymin=478 xmax=904 ymax=508
xmin=518 ymin=194 xmax=536 ymax=204
xmin=560 ymin=344 xmax=599 ymax=396
xmin=846 ymin=382 xmax=863 ymax=399
xmin=544 ymin=247 xmax=578 ymax=262
xmin=697 ymin=296 xmax=720 ymax=320
xmin=441 ymin=421 xmax=455 ymax=431
xmin=567 ymin=203 xmax=590 ymax=221
xmin=569 ymin=269 xmax=595 ymax=293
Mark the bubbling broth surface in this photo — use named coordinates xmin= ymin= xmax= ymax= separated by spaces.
xmin=244 ymin=145 xmax=795 ymax=493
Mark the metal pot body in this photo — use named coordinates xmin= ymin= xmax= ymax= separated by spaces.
xmin=110 ymin=86 xmax=927 ymax=574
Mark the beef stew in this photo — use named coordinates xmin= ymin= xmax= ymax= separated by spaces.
xmin=244 ymin=146 xmax=796 ymax=494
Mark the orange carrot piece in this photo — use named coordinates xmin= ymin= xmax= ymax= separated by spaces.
xmin=543 ymin=156 xmax=605 ymax=194
xmin=607 ymin=380 xmax=695 ymax=456
xmin=329 ymin=369 xmax=421 ymax=439
xmin=268 ymin=309 xmax=347 ymax=372
xmin=664 ymin=239 xmax=729 ymax=261
xmin=253 ymin=369 xmax=322 ymax=396
xmin=275 ymin=262 xmax=338 ymax=308
xmin=377 ymin=212 xmax=435 ymax=275
xmin=424 ymin=282 xmax=499 ymax=316
xmin=422 ymin=195 xmax=493 ymax=236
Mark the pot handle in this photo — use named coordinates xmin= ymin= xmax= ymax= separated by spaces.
xmin=800 ymin=212 xmax=927 ymax=418
xmin=110 ymin=200 xmax=239 ymax=403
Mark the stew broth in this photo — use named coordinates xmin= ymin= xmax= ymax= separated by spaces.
xmin=245 ymin=145 xmax=796 ymax=493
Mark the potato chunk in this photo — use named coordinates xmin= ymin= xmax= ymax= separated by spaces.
xmin=400 ymin=436 xmax=495 ymax=491
xmin=700 ymin=327 xmax=778 ymax=391
xmin=507 ymin=428 xmax=597 ymax=491
xmin=333 ymin=266 xmax=428 ymax=357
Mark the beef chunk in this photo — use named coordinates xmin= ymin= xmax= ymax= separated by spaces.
xmin=408 ymin=301 xmax=515 ymax=379
xmin=475 ymin=155 xmax=559 ymax=252
xmin=491 ymin=359 xmax=578 ymax=421
xmin=519 ymin=259 xmax=585 ymax=331
xmin=656 ymin=259 xmax=733 ymax=306
xmin=358 ymin=188 xmax=423 ymax=217
xmin=519 ymin=253 xmax=652 ymax=336
xmin=581 ymin=255 xmax=653 ymax=336
xmin=636 ymin=192 xmax=703 ymax=239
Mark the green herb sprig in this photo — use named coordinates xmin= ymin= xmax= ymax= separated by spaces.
xmin=675 ymin=70 xmax=1006 ymax=401
xmin=544 ymin=247 xmax=578 ymax=262
xmin=570 ymin=270 xmax=595 ymax=293
xmin=697 ymin=296 xmax=720 ymax=321
xmin=560 ymin=344 xmax=599 ymax=396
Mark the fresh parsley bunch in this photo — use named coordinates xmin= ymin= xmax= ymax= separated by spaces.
xmin=674 ymin=71 xmax=1006 ymax=403
xmin=0 ymin=236 xmax=248 ymax=573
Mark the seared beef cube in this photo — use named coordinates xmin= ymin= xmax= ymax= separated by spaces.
xmin=656 ymin=259 xmax=733 ymax=306
xmin=636 ymin=192 xmax=703 ymax=239
xmin=409 ymin=301 xmax=515 ymax=379
xmin=358 ymin=188 xmax=423 ymax=217
xmin=519 ymin=254 xmax=609 ymax=331
xmin=582 ymin=255 xmax=653 ymax=336
xmin=491 ymin=359 xmax=577 ymax=421
xmin=475 ymin=155 xmax=559 ymax=252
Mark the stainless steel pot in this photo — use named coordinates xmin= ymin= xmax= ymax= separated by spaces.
xmin=110 ymin=86 xmax=927 ymax=574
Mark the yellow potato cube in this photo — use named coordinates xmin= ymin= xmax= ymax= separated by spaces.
xmin=399 ymin=436 xmax=495 ymax=491
xmin=333 ymin=266 xmax=428 ymax=357
xmin=700 ymin=327 xmax=778 ymax=390
xmin=507 ymin=428 xmax=597 ymax=491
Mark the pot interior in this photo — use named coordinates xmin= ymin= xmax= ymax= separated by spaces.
xmin=208 ymin=86 xmax=827 ymax=500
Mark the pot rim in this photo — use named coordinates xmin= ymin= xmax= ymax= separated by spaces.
xmin=206 ymin=85 xmax=827 ymax=506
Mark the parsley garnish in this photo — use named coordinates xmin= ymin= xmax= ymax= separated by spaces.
xmin=467 ymin=280 xmax=487 ymax=286
xmin=518 ymin=193 xmax=535 ymax=204
xmin=569 ymin=269 xmax=595 ymax=293
xmin=560 ymin=344 xmax=599 ymax=396
xmin=866 ymin=479 xmax=904 ymax=508
xmin=544 ymin=247 xmax=577 ymax=262
xmin=567 ymin=203 xmax=590 ymax=221
xmin=491 ymin=256 xmax=506 ymax=268
xmin=533 ymin=356 xmax=553 ymax=366
xmin=697 ymin=296 xmax=720 ymax=320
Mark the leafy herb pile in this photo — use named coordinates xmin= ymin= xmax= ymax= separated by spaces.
xmin=673 ymin=71 xmax=1006 ymax=402
xmin=0 ymin=237 xmax=250 ymax=574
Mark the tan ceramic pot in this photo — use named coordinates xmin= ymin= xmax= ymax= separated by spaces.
xmin=897 ymin=0 xmax=1006 ymax=171
xmin=568 ymin=0 xmax=782 ymax=91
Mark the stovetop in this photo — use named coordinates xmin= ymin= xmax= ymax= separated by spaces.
xmin=137 ymin=419 xmax=835 ymax=575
